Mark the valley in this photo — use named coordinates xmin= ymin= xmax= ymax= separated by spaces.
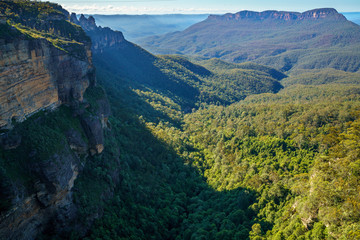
xmin=0 ymin=1 xmax=360 ymax=240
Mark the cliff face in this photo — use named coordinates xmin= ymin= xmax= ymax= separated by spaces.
xmin=0 ymin=144 xmax=79 ymax=240
xmin=0 ymin=2 xmax=109 ymax=239
xmin=0 ymin=37 xmax=94 ymax=128
xmin=0 ymin=2 xmax=95 ymax=129
xmin=71 ymin=14 xmax=126 ymax=52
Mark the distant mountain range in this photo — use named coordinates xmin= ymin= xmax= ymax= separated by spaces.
xmin=138 ymin=8 xmax=360 ymax=73
xmin=87 ymin=14 xmax=208 ymax=41
xmin=80 ymin=12 xmax=360 ymax=43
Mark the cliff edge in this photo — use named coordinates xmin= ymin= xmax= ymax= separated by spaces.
xmin=0 ymin=1 xmax=95 ymax=129
xmin=0 ymin=2 xmax=109 ymax=239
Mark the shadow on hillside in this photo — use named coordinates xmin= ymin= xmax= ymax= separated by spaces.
xmin=63 ymin=56 xmax=273 ymax=239
xmin=94 ymin=41 xmax=200 ymax=110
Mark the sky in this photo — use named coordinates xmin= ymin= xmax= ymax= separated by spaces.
xmin=50 ymin=0 xmax=360 ymax=14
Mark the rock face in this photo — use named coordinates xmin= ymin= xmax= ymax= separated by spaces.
xmin=72 ymin=14 xmax=126 ymax=52
xmin=0 ymin=1 xmax=95 ymax=129
xmin=0 ymin=35 xmax=95 ymax=129
xmin=0 ymin=144 xmax=79 ymax=240
xmin=0 ymin=37 xmax=94 ymax=128
xmin=209 ymin=8 xmax=346 ymax=21
xmin=81 ymin=115 xmax=104 ymax=155
xmin=0 ymin=2 xmax=108 ymax=239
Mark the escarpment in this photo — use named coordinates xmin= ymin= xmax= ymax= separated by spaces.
xmin=0 ymin=1 xmax=95 ymax=129
xmin=139 ymin=7 xmax=360 ymax=71
xmin=0 ymin=2 xmax=110 ymax=239
xmin=0 ymin=37 xmax=95 ymax=128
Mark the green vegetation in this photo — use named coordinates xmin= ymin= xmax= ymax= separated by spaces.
xmin=0 ymin=21 xmax=21 ymax=39
xmin=281 ymin=68 xmax=360 ymax=86
xmin=72 ymin=60 xmax=258 ymax=240
xmin=1 ymin=2 xmax=360 ymax=239
xmin=94 ymin=43 xmax=284 ymax=110
xmin=180 ymin=86 xmax=360 ymax=239
xmin=0 ymin=106 xmax=86 ymax=212
xmin=0 ymin=0 xmax=90 ymax=58
xmin=66 ymin=40 xmax=360 ymax=238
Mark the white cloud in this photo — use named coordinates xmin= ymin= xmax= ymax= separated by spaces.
xmin=63 ymin=4 xmax=232 ymax=14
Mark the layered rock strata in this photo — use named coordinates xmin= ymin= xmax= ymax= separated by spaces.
xmin=0 ymin=36 xmax=94 ymax=129
xmin=0 ymin=2 xmax=107 ymax=239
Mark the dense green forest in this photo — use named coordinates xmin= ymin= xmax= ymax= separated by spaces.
xmin=0 ymin=0 xmax=90 ymax=56
xmin=66 ymin=48 xmax=360 ymax=239
xmin=92 ymin=43 xmax=284 ymax=109
xmin=1 ymin=1 xmax=360 ymax=239
xmin=2 ymin=38 xmax=359 ymax=240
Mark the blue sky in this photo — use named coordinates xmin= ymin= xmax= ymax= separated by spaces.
xmin=52 ymin=0 xmax=360 ymax=14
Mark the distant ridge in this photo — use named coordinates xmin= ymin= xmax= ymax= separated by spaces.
xmin=208 ymin=8 xmax=345 ymax=21
xmin=139 ymin=8 xmax=360 ymax=73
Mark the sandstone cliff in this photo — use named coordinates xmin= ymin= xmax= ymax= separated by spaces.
xmin=0 ymin=37 xmax=95 ymax=128
xmin=71 ymin=14 xmax=126 ymax=52
xmin=0 ymin=1 xmax=95 ymax=129
xmin=0 ymin=2 xmax=109 ymax=239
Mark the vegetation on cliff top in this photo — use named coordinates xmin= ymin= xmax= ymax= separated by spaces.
xmin=0 ymin=0 xmax=90 ymax=58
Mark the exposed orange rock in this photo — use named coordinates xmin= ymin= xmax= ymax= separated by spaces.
xmin=0 ymin=38 xmax=94 ymax=129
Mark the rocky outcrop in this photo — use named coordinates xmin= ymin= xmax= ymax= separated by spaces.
xmin=300 ymin=8 xmax=345 ymax=20
xmin=0 ymin=2 xmax=109 ymax=239
xmin=79 ymin=14 xmax=97 ymax=32
xmin=65 ymin=129 xmax=88 ymax=154
xmin=72 ymin=14 xmax=126 ymax=52
xmin=209 ymin=8 xmax=346 ymax=22
xmin=0 ymin=144 xmax=79 ymax=240
xmin=81 ymin=115 xmax=104 ymax=155
xmin=70 ymin=13 xmax=80 ymax=25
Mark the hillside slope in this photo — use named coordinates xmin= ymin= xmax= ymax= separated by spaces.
xmin=2 ymin=2 xmax=360 ymax=240
xmin=73 ymin=16 xmax=360 ymax=240
xmin=139 ymin=8 xmax=360 ymax=73
xmin=76 ymin=15 xmax=285 ymax=109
